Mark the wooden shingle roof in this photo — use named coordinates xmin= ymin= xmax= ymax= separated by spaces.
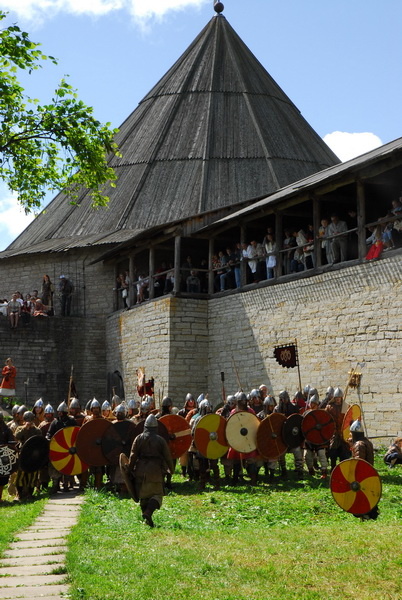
xmin=5 ymin=13 xmax=339 ymax=255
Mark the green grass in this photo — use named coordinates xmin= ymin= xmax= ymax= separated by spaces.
xmin=0 ymin=492 xmax=48 ymax=557
xmin=65 ymin=454 xmax=402 ymax=600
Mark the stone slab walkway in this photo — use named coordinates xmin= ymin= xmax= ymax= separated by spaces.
xmin=0 ymin=491 xmax=84 ymax=599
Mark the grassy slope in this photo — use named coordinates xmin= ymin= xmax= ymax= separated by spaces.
xmin=66 ymin=456 xmax=402 ymax=600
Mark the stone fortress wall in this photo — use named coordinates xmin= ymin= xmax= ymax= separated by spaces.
xmin=107 ymin=253 xmax=402 ymax=441
xmin=1 ymin=249 xmax=401 ymax=440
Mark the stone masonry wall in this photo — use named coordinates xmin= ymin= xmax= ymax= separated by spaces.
xmin=106 ymin=296 xmax=208 ymax=405
xmin=207 ymin=254 xmax=402 ymax=440
xmin=0 ymin=315 xmax=107 ymax=408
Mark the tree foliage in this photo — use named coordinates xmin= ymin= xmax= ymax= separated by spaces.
xmin=0 ymin=11 xmax=119 ymax=212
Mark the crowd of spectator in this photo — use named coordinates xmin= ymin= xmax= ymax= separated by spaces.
xmin=0 ymin=274 xmax=75 ymax=327
xmin=113 ymin=201 xmax=402 ymax=308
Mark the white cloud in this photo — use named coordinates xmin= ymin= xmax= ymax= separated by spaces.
xmin=0 ymin=0 xmax=209 ymax=23
xmin=323 ymin=131 xmax=383 ymax=162
xmin=0 ymin=193 xmax=36 ymax=252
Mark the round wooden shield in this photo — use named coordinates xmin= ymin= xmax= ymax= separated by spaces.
xmin=0 ymin=445 xmax=18 ymax=477
xmin=193 ymin=413 xmax=228 ymax=459
xmin=331 ymin=458 xmax=382 ymax=515
xmin=101 ymin=420 xmax=137 ymax=465
xmin=159 ymin=414 xmax=192 ymax=459
xmin=19 ymin=435 xmax=49 ymax=473
xmin=226 ymin=411 xmax=259 ymax=454
xmin=119 ymin=453 xmax=138 ymax=503
xmin=132 ymin=419 xmax=169 ymax=444
xmin=76 ymin=418 xmax=113 ymax=467
xmin=282 ymin=413 xmax=304 ymax=449
xmin=342 ymin=404 xmax=362 ymax=442
xmin=49 ymin=426 xmax=89 ymax=475
xmin=257 ymin=413 xmax=287 ymax=460
xmin=301 ymin=409 xmax=335 ymax=445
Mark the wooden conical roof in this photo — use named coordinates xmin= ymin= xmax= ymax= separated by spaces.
xmin=7 ymin=14 xmax=339 ymax=253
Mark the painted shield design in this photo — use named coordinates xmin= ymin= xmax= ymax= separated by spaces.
xmin=257 ymin=413 xmax=287 ymax=460
xmin=132 ymin=419 xmax=169 ymax=444
xmin=301 ymin=409 xmax=335 ymax=445
xmin=226 ymin=411 xmax=259 ymax=454
xmin=101 ymin=420 xmax=137 ymax=465
xmin=19 ymin=435 xmax=49 ymax=473
xmin=342 ymin=404 xmax=362 ymax=442
xmin=49 ymin=426 xmax=89 ymax=475
xmin=159 ymin=414 xmax=192 ymax=459
xmin=76 ymin=418 xmax=113 ymax=466
xmin=119 ymin=453 xmax=138 ymax=503
xmin=0 ymin=445 xmax=18 ymax=477
xmin=331 ymin=458 xmax=382 ymax=515
xmin=282 ymin=413 xmax=304 ymax=449
xmin=193 ymin=413 xmax=228 ymax=459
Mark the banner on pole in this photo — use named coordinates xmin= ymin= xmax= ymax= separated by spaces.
xmin=273 ymin=344 xmax=298 ymax=369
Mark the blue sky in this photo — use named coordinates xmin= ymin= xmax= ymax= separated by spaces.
xmin=0 ymin=0 xmax=401 ymax=250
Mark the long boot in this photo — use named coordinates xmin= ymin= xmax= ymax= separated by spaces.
xmin=181 ymin=466 xmax=187 ymax=478
xmin=142 ymin=499 xmax=160 ymax=528
xmin=280 ymin=467 xmax=288 ymax=479
xmin=232 ymin=463 xmax=241 ymax=485
xmin=269 ymin=469 xmax=275 ymax=482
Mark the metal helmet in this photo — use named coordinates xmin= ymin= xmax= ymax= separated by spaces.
xmin=185 ymin=393 xmax=195 ymax=403
xmin=303 ymin=384 xmax=311 ymax=396
xmin=23 ymin=411 xmax=35 ymax=422
xmin=127 ymin=399 xmax=136 ymax=409
xmin=85 ymin=400 xmax=92 ymax=411
xmin=199 ymin=399 xmax=212 ymax=416
xmin=57 ymin=401 xmax=68 ymax=413
xmin=309 ymin=394 xmax=319 ymax=406
xmin=140 ymin=400 xmax=151 ymax=413
xmin=226 ymin=395 xmax=236 ymax=408
xmin=333 ymin=387 xmax=343 ymax=398
xmin=144 ymin=414 xmax=158 ymax=429
xmin=249 ymin=389 xmax=261 ymax=399
xmin=259 ymin=384 xmax=268 ymax=392
xmin=34 ymin=398 xmax=44 ymax=409
xmin=326 ymin=386 xmax=334 ymax=396
xmin=263 ymin=395 xmax=276 ymax=407
xmin=196 ymin=394 xmax=205 ymax=407
xmin=12 ymin=404 xmax=20 ymax=416
xmin=44 ymin=404 xmax=54 ymax=414
xmin=235 ymin=392 xmax=248 ymax=410
xmin=278 ymin=390 xmax=290 ymax=402
xmin=115 ymin=403 xmax=127 ymax=417
xmin=69 ymin=398 xmax=81 ymax=410
xmin=112 ymin=392 xmax=121 ymax=406
xmin=162 ymin=397 xmax=173 ymax=408
xmin=102 ymin=401 xmax=111 ymax=411
xmin=17 ymin=405 xmax=27 ymax=415
xmin=90 ymin=398 xmax=100 ymax=409
xmin=350 ymin=419 xmax=363 ymax=433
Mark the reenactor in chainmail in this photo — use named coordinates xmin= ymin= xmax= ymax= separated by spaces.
xmin=190 ymin=398 xmax=220 ymax=491
xmin=275 ymin=390 xmax=304 ymax=479
xmin=257 ymin=396 xmax=277 ymax=481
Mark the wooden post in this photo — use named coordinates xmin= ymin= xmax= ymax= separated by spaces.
xmin=208 ymin=238 xmax=214 ymax=294
xmin=275 ymin=211 xmax=283 ymax=277
xmin=240 ymin=225 xmax=247 ymax=286
xmin=129 ymin=254 xmax=135 ymax=306
xmin=356 ymin=180 xmax=366 ymax=260
xmin=173 ymin=235 xmax=181 ymax=294
xmin=148 ymin=246 xmax=155 ymax=299
xmin=312 ymin=195 xmax=322 ymax=267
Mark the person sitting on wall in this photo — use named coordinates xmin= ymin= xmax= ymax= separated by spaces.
xmin=7 ymin=293 xmax=21 ymax=329
xmin=33 ymin=299 xmax=48 ymax=317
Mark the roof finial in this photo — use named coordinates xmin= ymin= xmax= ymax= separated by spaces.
xmin=214 ymin=1 xmax=224 ymax=14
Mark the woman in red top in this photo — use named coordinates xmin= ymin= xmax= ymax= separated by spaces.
xmin=0 ymin=358 xmax=17 ymax=397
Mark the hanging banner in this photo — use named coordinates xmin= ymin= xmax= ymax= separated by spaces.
xmin=273 ymin=344 xmax=298 ymax=369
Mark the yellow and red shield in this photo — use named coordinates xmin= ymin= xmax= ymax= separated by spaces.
xmin=342 ymin=404 xmax=362 ymax=441
xmin=49 ymin=426 xmax=89 ymax=475
xmin=193 ymin=413 xmax=228 ymax=459
xmin=331 ymin=458 xmax=382 ymax=515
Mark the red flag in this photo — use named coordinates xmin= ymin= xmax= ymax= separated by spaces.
xmin=274 ymin=344 xmax=298 ymax=369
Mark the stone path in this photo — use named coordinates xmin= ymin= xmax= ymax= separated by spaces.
xmin=0 ymin=491 xmax=84 ymax=599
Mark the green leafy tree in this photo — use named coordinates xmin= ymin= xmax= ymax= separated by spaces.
xmin=0 ymin=11 xmax=119 ymax=212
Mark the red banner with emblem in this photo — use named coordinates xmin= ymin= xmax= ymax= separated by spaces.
xmin=273 ymin=344 xmax=298 ymax=369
